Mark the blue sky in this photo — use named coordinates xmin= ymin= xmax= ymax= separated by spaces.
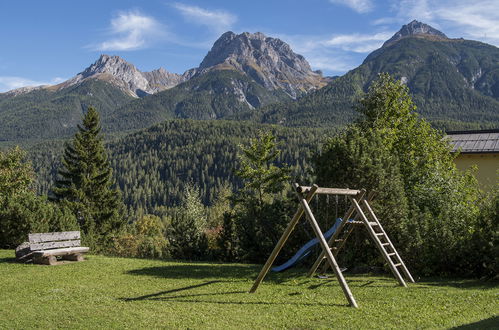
xmin=1 ymin=0 xmax=498 ymax=92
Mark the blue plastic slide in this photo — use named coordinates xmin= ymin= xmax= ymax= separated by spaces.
xmin=271 ymin=218 xmax=343 ymax=272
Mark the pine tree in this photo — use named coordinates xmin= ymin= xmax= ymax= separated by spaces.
xmin=51 ymin=107 xmax=124 ymax=248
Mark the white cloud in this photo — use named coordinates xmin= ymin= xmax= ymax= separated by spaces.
xmin=435 ymin=1 xmax=499 ymax=45
xmin=306 ymin=56 xmax=355 ymax=73
xmin=379 ymin=0 xmax=499 ymax=46
xmin=322 ymin=32 xmax=394 ymax=52
xmin=276 ymin=32 xmax=390 ymax=75
xmin=93 ymin=10 xmax=165 ymax=51
xmin=0 ymin=76 xmax=65 ymax=92
xmin=172 ymin=3 xmax=237 ymax=33
xmin=329 ymin=0 xmax=374 ymax=13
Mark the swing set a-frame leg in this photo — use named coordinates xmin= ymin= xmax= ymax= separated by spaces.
xmin=299 ymin=195 xmax=358 ymax=308
xmin=249 ymin=184 xmax=318 ymax=293
xmin=307 ymin=190 xmax=367 ymax=277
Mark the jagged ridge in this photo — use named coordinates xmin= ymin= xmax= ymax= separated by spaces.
xmin=383 ymin=20 xmax=448 ymax=47
xmin=198 ymin=31 xmax=327 ymax=98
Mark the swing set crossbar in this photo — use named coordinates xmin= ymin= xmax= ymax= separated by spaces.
xmin=296 ymin=185 xmax=360 ymax=196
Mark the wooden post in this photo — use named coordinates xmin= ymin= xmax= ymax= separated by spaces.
xmin=249 ymin=183 xmax=318 ymax=293
xmin=299 ymin=194 xmax=358 ymax=308
xmin=307 ymin=190 xmax=367 ymax=277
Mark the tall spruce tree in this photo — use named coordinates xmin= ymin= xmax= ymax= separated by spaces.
xmin=51 ymin=107 xmax=124 ymax=248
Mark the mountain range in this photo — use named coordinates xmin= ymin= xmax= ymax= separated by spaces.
xmin=1 ymin=20 xmax=498 ymax=142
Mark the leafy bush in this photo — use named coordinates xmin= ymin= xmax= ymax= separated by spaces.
xmin=113 ymin=214 xmax=169 ymax=258
xmin=314 ymin=73 xmax=484 ymax=276
xmin=0 ymin=147 xmax=78 ymax=248
xmin=0 ymin=193 xmax=78 ymax=248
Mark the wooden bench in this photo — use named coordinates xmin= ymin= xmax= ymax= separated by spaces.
xmin=29 ymin=231 xmax=89 ymax=265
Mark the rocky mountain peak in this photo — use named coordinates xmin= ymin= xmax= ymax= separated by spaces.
xmin=60 ymin=54 xmax=184 ymax=97
xmin=198 ymin=31 xmax=326 ymax=98
xmin=80 ymin=54 xmax=139 ymax=78
xmin=383 ymin=20 xmax=448 ymax=47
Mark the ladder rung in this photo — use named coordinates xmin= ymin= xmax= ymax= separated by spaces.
xmin=394 ymin=263 xmax=402 ymax=267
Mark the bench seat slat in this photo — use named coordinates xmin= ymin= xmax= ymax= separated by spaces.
xmin=29 ymin=231 xmax=80 ymax=243
xmin=30 ymin=240 xmax=81 ymax=251
xmin=32 ymin=247 xmax=89 ymax=257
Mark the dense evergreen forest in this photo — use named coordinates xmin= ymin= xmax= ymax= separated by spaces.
xmin=29 ymin=120 xmax=331 ymax=216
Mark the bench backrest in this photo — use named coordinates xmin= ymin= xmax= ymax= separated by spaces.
xmin=28 ymin=231 xmax=81 ymax=251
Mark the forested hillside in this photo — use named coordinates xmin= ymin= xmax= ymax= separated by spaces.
xmin=30 ymin=120 xmax=330 ymax=216
xmin=0 ymin=79 xmax=133 ymax=141
xmin=103 ymin=70 xmax=290 ymax=132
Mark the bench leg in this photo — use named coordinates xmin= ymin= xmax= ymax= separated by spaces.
xmin=62 ymin=254 xmax=84 ymax=262
xmin=34 ymin=255 xmax=57 ymax=265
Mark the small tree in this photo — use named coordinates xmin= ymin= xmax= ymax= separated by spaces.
xmin=235 ymin=132 xmax=291 ymax=206
xmin=220 ymin=131 xmax=293 ymax=262
xmin=51 ymin=107 xmax=125 ymax=249
xmin=0 ymin=146 xmax=33 ymax=205
xmin=167 ymin=184 xmax=208 ymax=260
xmin=0 ymin=147 xmax=77 ymax=248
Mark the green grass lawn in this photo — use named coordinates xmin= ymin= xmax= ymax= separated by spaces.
xmin=0 ymin=250 xmax=497 ymax=329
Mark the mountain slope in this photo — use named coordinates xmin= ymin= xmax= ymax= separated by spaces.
xmin=103 ymin=69 xmax=290 ymax=132
xmin=30 ymin=120 xmax=326 ymax=211
xmin=0 ymin=79 xmax=134 ymax=141
xmin=242 ymin=21 xmax=499 ymax=129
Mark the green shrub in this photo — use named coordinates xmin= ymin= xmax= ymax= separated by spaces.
xmin=0 ymin=192 xmax=78 ymax=248
xmin=167 ymin=185 xmax=208 ymax=260
xmin=113 ymin=214 xmax=169 ymax=258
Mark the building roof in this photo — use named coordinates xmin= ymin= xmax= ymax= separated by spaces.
xmin=445 ymin=129 xmax=499 ymax=154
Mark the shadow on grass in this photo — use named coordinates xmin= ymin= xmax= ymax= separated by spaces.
xmin=0 ymin=257 xmax=18 ymax=264
xmin=120 ymin=280 xmax=347 ymax=308
xmin=416 ymin=278 xmax=498 ymax=290
xmin=127 ymin=264 xmax=258 ymax=280
xmin=127 ymin=264 xmax=314 ymax=284
xmin=126 ymin=264 xmax=407 ymax=290
xmin=122 ymin=280 xmax=224 ymax=301
xmin=452 ymin=316 xmax=499 ymax=329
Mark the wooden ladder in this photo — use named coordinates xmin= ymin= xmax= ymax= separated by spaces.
xmin=352 ymin=197 xmax=415 ymax=285
xmin=308 ymin=193 xmax=414 ymax=286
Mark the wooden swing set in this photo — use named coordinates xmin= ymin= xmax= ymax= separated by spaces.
xmin=249 ymin=183 xmax=415 ymax=308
